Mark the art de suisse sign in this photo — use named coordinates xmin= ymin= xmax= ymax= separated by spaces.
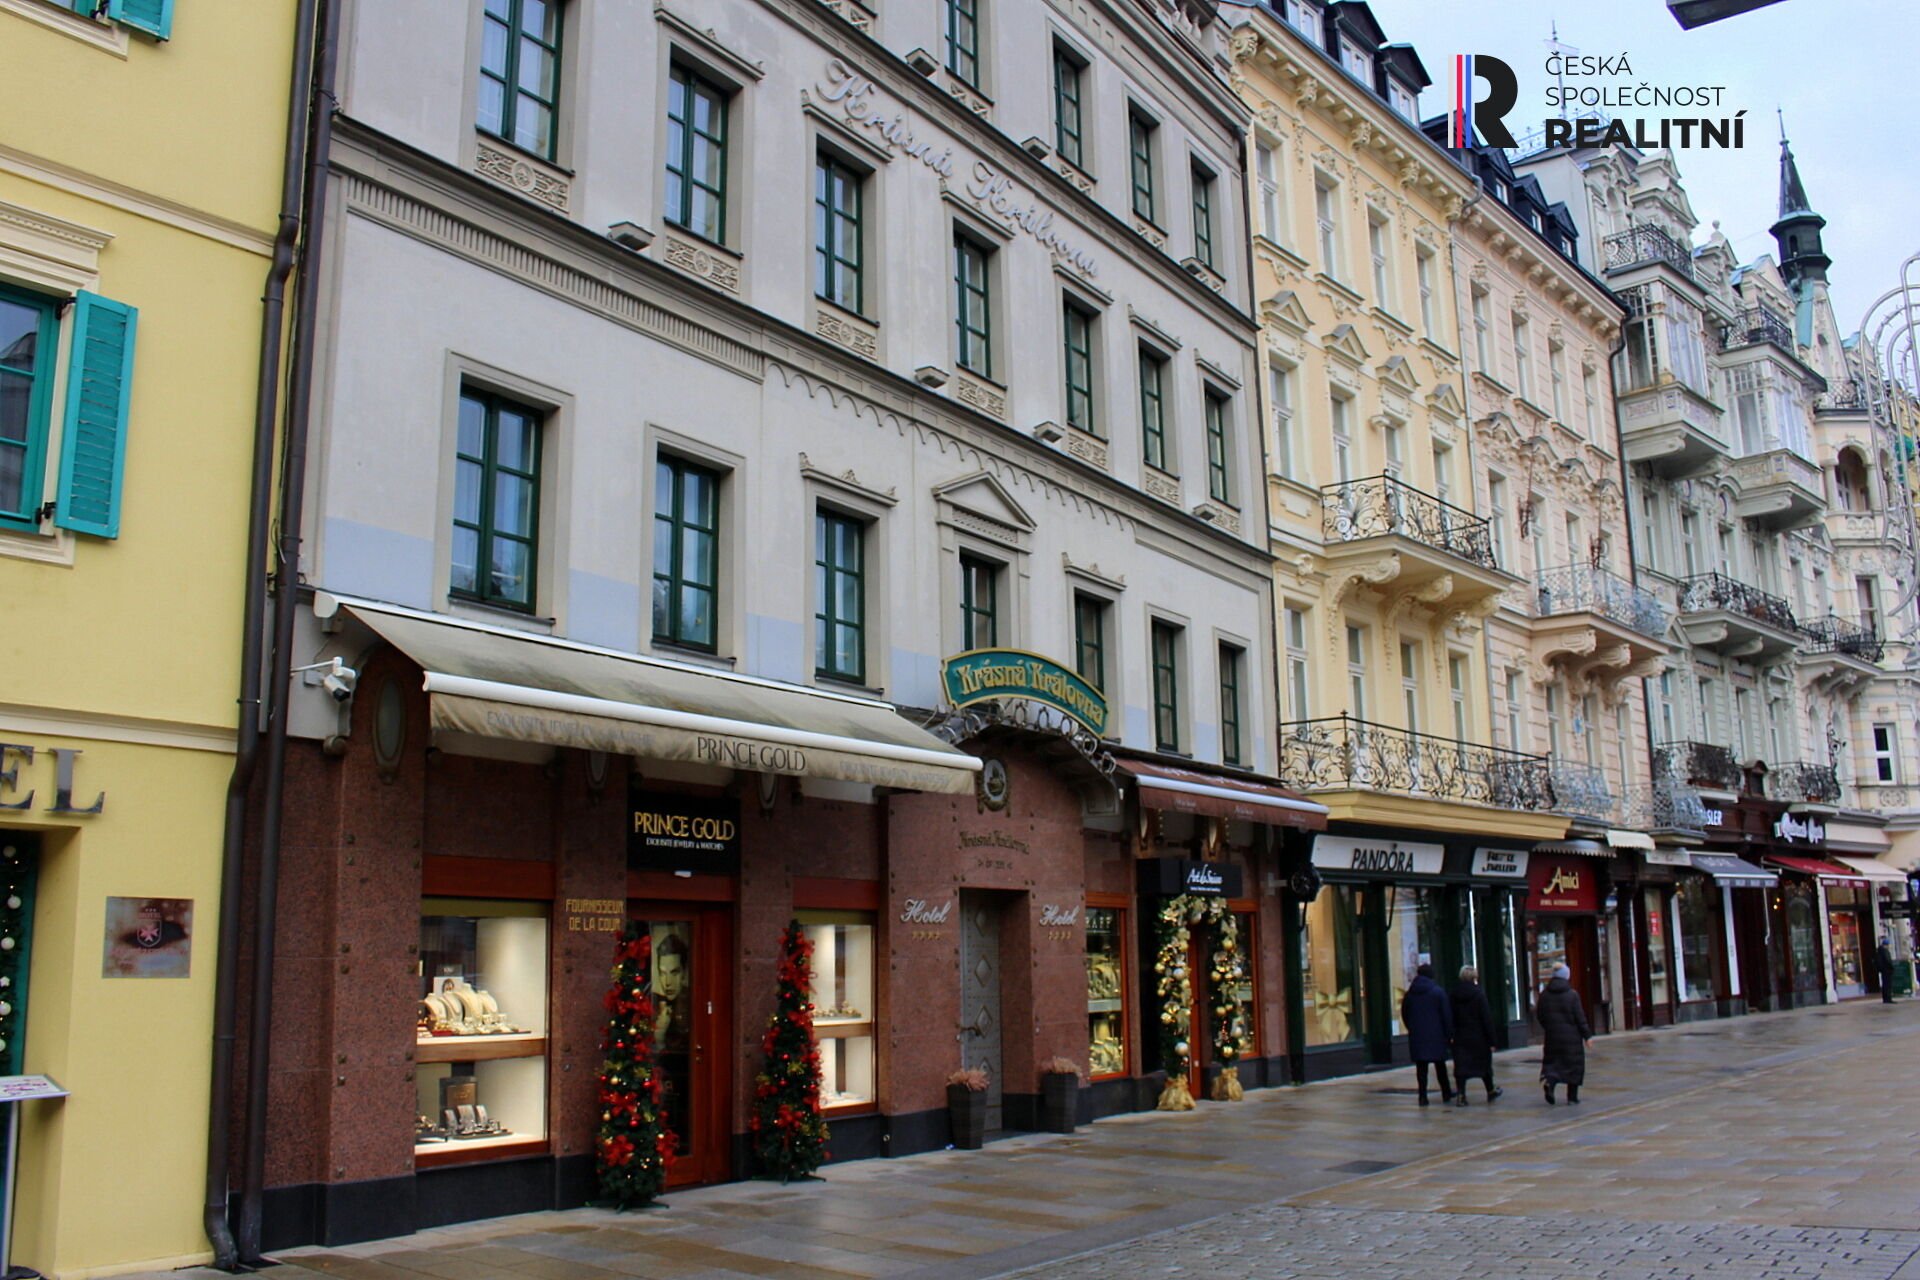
xmin=1137 ymin=856 xmax=1244 ymax=899
xmin=1311 ymin=837 xmax=1445 ymax=878
xmin=629 ymin=787 xmax=740 ymax=874
xmin=942 ymin=649 xmax=1109 ymax=736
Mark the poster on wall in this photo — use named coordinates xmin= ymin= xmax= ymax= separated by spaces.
xmin=102 ymin=897 xmax=193 ymax=978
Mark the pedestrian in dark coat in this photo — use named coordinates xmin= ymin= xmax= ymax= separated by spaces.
xmin=1400 ymin=962 xmax=1454 ymax=1106
xmin=1536 ymin=963 xmax=1591 ymax=1105
xmin=1875 ymin=940 xmax=1896 ymax=1004
xmin=1448 ymin=966 xmax=1502 ymax=1106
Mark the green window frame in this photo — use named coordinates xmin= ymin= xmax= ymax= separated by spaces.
xmin=1064 ymin=300 xmax=1096 ymax=437
xmin=1219 ymin=643 xmax=1243 ymax=766
xmin=1192 ymin=163 xmax=1215 ymax=270
xmin=1152 ymin=620 xmax=1181 ymax=752
xmin=652 ymin=456 xmax=720 ymax=650
xmin=667 ymin=63 xmax=729 ymax=244
xmin=954 ymin=232 xmax=992 ymax=378
xmin=1204 ymin=389 xmax=1230 ymax=503
xmin=0 ymin=286 xmax=60 ymax=532
xmin=815 ymin=153 xmax=865 ymax=315
xmin=815 ymin=510 xmax=865 ymax=682
xmin=1053 ymin=46 xmax=1084 ymax=171
xmin=946 ymin=0 xmax=980 ymax=88
xmin=960 ymin=553 xmax=998 ymax=649
xmin=478 ymin=0 xmax=563 ymax=161
xmin=452 ymin=388 xmax=543 ymax=612
xmin=1139 ymin=347 xmax=1167 ymax=471
xmin=1129 ymin=111 xmax=1157 ymax=225
xmin=1073 ymin=593 xmax=1106 ymax=694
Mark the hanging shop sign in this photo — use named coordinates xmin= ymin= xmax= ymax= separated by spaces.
xmin=1527 ymin=856 xmax=1601 ymax=914
xmin=1773 ymin=813 xmax=1827 ymax=845
xmin=1137 ymin=857 xmax=1243 ymax=899
xmin=941 ymin=649 xmax=1110 ymax=737
xmin=628 ymin=787 xmax=740 ymax=874
xmin=1312 ymin=836 xmax=1445 ymax=878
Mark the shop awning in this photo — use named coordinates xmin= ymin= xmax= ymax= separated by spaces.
xmin=1690 ymin=853 xmax=1776 ymax=888
xmin=1832 ymin=856 xmax=1909 ymax=884
xmin=1606 ymin=829 xmax=1654 ymax=850
xmin=318 ymin=594 xmax=982 ymax=794
xmin=1531 ymin=839 xmax=1611 ymax=858
xmin=1765 ymin=855 xmax=1869 ymax=888
xmin=1114 ymin=759 xmax=1328 ymax=829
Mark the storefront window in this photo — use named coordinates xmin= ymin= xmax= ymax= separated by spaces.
xmin=1230 ymin=910 xmax=1258 ymax=1058
xmin=1501 ymin=895 xmax=1522 ymax=1022
xmin=1085 ymin=907 xmax=1126 ymax=1079
xmin=415 ymin=899 xmax=548 ymax=1157
xmin=798 ymin=911 xmax=875 ymax=1109
xmin=1534 ymin=918 xmax=1568 ymax=992
xmin=1826 ymin=886 xmax=1865 ymax=997
xmin=1644 ymin=888 xmax=1671 ymax=1008
xmin=1785 ymin=887 xmax=1822 ymax=993
xmin=1301 ymin=885 xmax=1364 ymax=1047
xmin=1386 ymin=887 xmax=1439 ymax=1035
xmin=1675 ymin=879 xmax=1717 ymax=1003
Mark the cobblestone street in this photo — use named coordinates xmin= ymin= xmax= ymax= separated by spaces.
xmin=149 ymin=999 xmax=1920 ymax=1280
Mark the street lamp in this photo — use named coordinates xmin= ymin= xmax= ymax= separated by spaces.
xmin=1667 ymin=0 xmax=1791 ymax=28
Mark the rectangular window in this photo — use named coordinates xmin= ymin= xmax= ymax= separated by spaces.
xmin=1331 ymin=394 xmax=1352 ymax=482
xmin=1269 ymin=364 xmax=1295 ymax=480
xmin=1139 ymin=347 xmax=1168 ymax=471
xmin=1449 ymin=654 xmax=1469 ymax=743
xmin=1339 ymin=36 xmax=1371 ymax=81
xmin=1512 ymin=313 xmax=1532 ymax=400
xmin=814 ymin=511 xmax=865 ymax=682
xmin=1471 ymin=287 xmax=1491 ymax=374
xmin=1619 ymin=288 xmax=1658 ymax=391
xmin=1152 ymin=621 xmax=1181 ymax=751
xmin=1431 ymin=442 xmax=1452 ymax=507
xmin=1052 ymin=45 xmax=1084 ymax=170
xmin=797 ymin=912 xmax=877 ymax=1108
xmin=652 ymin=456 xmax=719 ymax=648
xmin=1367 ymin=210 xmax=1390 ymax=306
xmin=960 ymin=553 xmax=998 ymax=649
xmin=814 ymin=153 xmax=864 ymax=314
xmin=666 ymin=64 xmax=728 ymax=244
xmin=1874 ymin=724 xmax=1899 ymax=783
xmin=1581 ymin=693 xmax=1600 ymax=765
xmin=1204 ymin=389 xmax=1230 ymax=503
xmin=1488 ymin=472 xmax=1509 ymax=567
xmin=1086 ymin=907 xmax=1127 ymax=1077
xmin=1346 ymin=624 xmax=1367 ymax=718
xmin=478 ymin=0 xmax=563 ymax=160
xmin=1582 ymin=365 xmax=1599 ymax=440
xmin=1545 ymin=685 xmax=1562 ymax=758
xmin=1504 ymin=671 xmax=1524 ymax=750
xmin=1191 ymin=164 xmax=1216 ymax=270
xmin=1550 ymin=342 xmax=1567 ymax=422
xmin=1256 ymin=141 xmax=1281 ymax=242
xmin=452 ymin=389 xmax=542 ymax=611
xmin=954 ymin=232 xmax=993 ymax=377
xmin=0 ymin=287 xmax=58 ymax=528
xmin=1314 ymin=175 xmax=1340 ymax=276
xmin=1074 ymin=593 xmax=1107 ymax=693
xmin=1063 ymin=300 xmax=1097 ymax=436
xmin=1658 ymin=672 xmax=1676 ymax=742
xmin=1285 ymin=606 xmax=1309 ymax=720
xmin=1858 ymin=575 xmax=1881 ymax=634
xmin=1129 ymin=111 xmax=1157 ymax=225
xmin=1219 ymin=643 xmax=1244 ymax=766
xmin=1388 ymin=81 xmax=1416 ymax=120
xmin=945 ymin=0 xmax=980 ymax=87
xmin=1399 ymin=641 xmax=1420 ymax=734
xmin=1415 ymin=245 xmax=1436 ymax=336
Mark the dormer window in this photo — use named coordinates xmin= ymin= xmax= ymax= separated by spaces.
xmin=1339 ymin=37 xmax=1372 ymax=82
xmin=1281 ymin=0 xmax=1319 ymax=35
xmin=1388 ymin=81 xmax=1416 ymax=120
xmin=1492 ymin=179 xmax=1509 ymax=204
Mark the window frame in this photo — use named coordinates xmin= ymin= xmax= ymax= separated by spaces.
xmin=1283 ymin=606 xmax=1310 ymax=721
xmin=1191 ymin=161 xmax=1216 ymax=271
xmin=814 ymin=151 xmax=866 ymax=316
xmin=1204 ymin=387 xmax=1231 ymax=504
xmin=1218 ymin=642 xmax=1244 ymax=766
xmin=1138 ymin=345 xmax=1169 ymax=472
xmin=1367 ymin=208 xmax=1391 ymax=307
xmin=1314 ymin=173 xmax=1340 ymax=277
xmin=0 ymin=285 xmax=60 ymax=533
xmin=959 ymin=551 xmax=999 ymax=650
xmin=814 ymin=508 xmax=866 ymax=683
xmin=666 ymin=62 xmax=730 ymax=245
xmin=652 ymin=454 xmax=722 ymax=651
xmin=477 ymin=0 xmax=565 ymax=162
xmin=1255 ymin=140 xmax=1282 ymax=244
xmin=451 ymin=387 xmax=545 ymax=613
xmin=1268 ymin=362 xmax=1295 ymax=481
xmin=1073 ymin=591 xmax=1108 ymax=694
xmin=1151 ymin=619 xmax=1182 ymax=753
xmin=1415 ymin=244 xmax=1436 ymax=337
xmin=1063 ymin=298 xmax=1098 ymax=437
xmin=1129 ymin=109 xmax=1158 ymax=227
xmin=953 ymin=229 xmax=994 ymax=378
xmin=1873 ymin=723 xmax=1899 ymax=784
xmin=1052 ymin=42 xmax=1086 ymax=172
xmin=946 ymin=0 xmax=982 ymax=89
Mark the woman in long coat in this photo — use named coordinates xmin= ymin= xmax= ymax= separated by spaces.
xmin=1536 ymin=963 xmax=1592 ymax=1104
xmin=1448 ymin=966 xmax=1501 ymax=1105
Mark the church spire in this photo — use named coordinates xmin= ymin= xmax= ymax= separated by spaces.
xmin=1777 ymin=114 xmax=1812 ymax=218
xmin=1770 ymin=113 xmax=1829 ymax=289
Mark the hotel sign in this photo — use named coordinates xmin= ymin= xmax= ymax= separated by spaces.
xmin=1311 ymin=837 xmax=1445 ymax=877
xmin=941 ymin=650 xmax=1109 ymax=737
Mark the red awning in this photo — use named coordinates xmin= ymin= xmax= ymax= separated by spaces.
xmin=1765 ymin=855 xmax=1869 ymax=887
xmin=1114 ymin=759 xmax=1328 ymax=830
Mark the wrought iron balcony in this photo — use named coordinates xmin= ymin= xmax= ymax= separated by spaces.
xmin=1723 ymin=306 xmax=1795 ymax=354
xmin=1620 ymin=779 xmax=1715 ymax=833
xmin=1278 ymin=715 xmax=1554 ymax=810
xmin=1654 ymin=740 xmax=1743 ymax=792
xmin=1321 ymin=474 xmax=1497 ymax=570
xmin=1800 ymin=615 xmax=1884 ymax=663
xmin=1817 ymin=380 xmax=1867 ymax=413
xmin=1678 ymin=572 xmax=1803 ymax=657
xmin=1768 ymin=761 xmax=1841 ymax=805
xmin=1551 ymin=761 xmax=1618 ymax=824
xmin=1603 ymin=225 xmax=1694 ymax=281
xmin=1536 ymin=563 xmax=1669 ymax=639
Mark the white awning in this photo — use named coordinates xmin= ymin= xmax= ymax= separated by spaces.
xmin=1832 ymin=856 xmax=1910 ymax=884
xmin=317 ymin=594 xmax=982 ymax=794
xmin=1606 ymin=829 xmax=1655 ymax=850
xmin=1532 ymin=839 xmax=1611 ymax=858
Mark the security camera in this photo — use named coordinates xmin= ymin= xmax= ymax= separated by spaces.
xmin=322 ymin=666 xmax=358 ymax=702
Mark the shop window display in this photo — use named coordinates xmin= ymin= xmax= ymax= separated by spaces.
xmin=1827 ymin=886 xmax=1866 ymax=998
xmin=1301 ymin=885 xmax=1365 ymax=1047
xmin=1386 ymin=887 xmax=1438 ymax=1035
xmin=1644 ymin=888 xmax=1671 ymax=1008
xmin=797 ymin=911 xmax=875 ymax=1108
xmin=1675 ymin=879 xmax=1716 ymax=1003
xmin=1085 ymin=907 xmax=1127 ymax=1078
xmin=415 ymin=899 xmax=548 ymax=1156
xmin=1500 ymin=896 xmax=1523 ymax=1022
xmin=1785 ymin=885 xmax=1823 ymax=994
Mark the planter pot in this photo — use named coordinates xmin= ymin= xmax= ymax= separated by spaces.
xmin=1039 ymin=1073 xmax=1078 ymax=1133
xmin=947 ymin=1083 xmax=987 ymax=1150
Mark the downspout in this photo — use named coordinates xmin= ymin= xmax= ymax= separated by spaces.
xmin=237 ymin=0 xmax=341 ymax=1261
xmin=204 ymin=0 xmax=321 ymax=1267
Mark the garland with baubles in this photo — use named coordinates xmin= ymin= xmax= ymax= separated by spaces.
xmin=1153 ymin=894 xmax=1246 ymax=1109
xmin=594 ymin=923 xmax=675 ymax=1208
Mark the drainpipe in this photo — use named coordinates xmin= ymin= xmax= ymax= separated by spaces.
xmin=204 ymin=0 xmax=322 ymax=1267
xmin=236 ymin=0 xmax=340 ymax=1261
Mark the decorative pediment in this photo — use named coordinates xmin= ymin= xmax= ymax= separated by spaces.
xmin=1427 ymin=381 xmax=1466 ymax=420
xmin=1377 ymin=355 xmax=1421 ymax=395
xmin=1324 ymin=323 xmax=1370 ymax=367
xmin=1263 ymin=289 xmax=1312 ymax=335
xmin=933 ymin=471 xmax=1035 ymax=536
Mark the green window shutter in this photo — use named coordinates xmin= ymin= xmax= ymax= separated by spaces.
xmin=54 ymin=292 xmax=138 ymax=539
xmin=107 ymin=0 xmax=172 ymax=39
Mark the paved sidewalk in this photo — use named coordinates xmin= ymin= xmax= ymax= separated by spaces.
xmin=151 ymin=1000 xmax=1920 ymax=1280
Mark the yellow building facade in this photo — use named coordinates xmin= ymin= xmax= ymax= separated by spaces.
xmin=0 ymin=3 xmax=292 ymax=1273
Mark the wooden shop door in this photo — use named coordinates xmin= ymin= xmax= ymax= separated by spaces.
xmin=631 ymin=904 xmax=733 ymax=1187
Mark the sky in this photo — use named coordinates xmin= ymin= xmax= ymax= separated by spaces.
xmin=1364 ymin=0 xmax=1920 ymax=340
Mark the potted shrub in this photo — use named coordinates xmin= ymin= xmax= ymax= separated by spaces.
xmin=946 ymin=1067 xmax=988 ymax=1149
xmin=1038 ymin=1056 xmax=1081 ymax=1134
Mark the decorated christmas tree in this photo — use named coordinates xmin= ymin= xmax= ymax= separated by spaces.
xmin=749 ymin=920 xmax=829 ymax=1181
xmin=595 ymin=923 xmax=674 ymax=1208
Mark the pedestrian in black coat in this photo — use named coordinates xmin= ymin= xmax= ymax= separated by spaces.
xmin=1448 ymin=966 xmax=1502 ymax=1106
xmin=1536 ymin=963 xmax=1591 ymax=1105
xmin=1400 ymin=963 xmax=1454 ymax=1106
xmin=1875 ymin=939 xmax=1896 ymax=1004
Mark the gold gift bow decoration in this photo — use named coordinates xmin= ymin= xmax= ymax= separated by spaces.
xmin=1313 ymin=987 xmax=1353 ymax=1042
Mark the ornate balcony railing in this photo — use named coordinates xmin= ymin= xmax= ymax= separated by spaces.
xmin=1817 ymin=380 xmax=1867 ymax=412
xmin=1603 ymin=225 xmax=1694 ymax=281
xmin=1321 ymin=474 xmax=1497 ymax=570
xmin=1535 ymin=563 xmax=1670 ymax=638
xmin=1278 ymin=715 xmax=1554 ymax=810
xmin=1723 ymin=306 xmax=1796 ymax=354
xmin=1681 ymin=572 xmax=1799 ymax=634
xmin=1620 ymin=779 xmax=1714 ymax=832
xmin=1800 ymin=615 xmax=1885 ymax=662
xmin=1769 ymin=761 xmax=1842 ymax=805
xmin=1551 ymin=761 xmax=1617 ymax=823
xmin=1654 ymin=740 xmax=1742 ymax=792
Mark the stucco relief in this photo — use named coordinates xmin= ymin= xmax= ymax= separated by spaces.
xmin=473 ymin=142 xmax=570 ymax=214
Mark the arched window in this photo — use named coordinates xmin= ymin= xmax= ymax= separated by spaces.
xmin=1834 ymin=446 xmax=1870 ymax=512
